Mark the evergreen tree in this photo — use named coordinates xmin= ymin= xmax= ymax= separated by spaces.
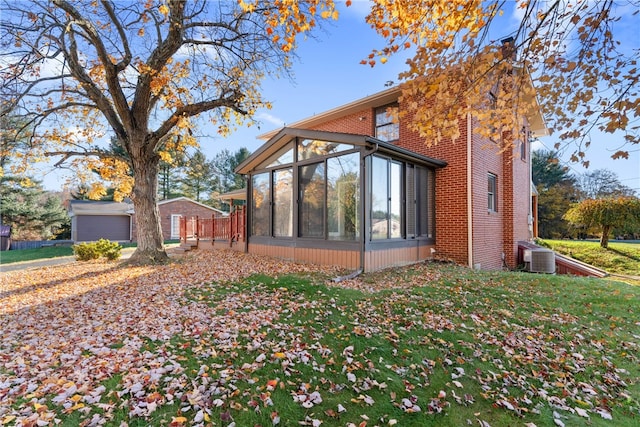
xmin=179 ymin=150 xmax=214 ymax=203
xmin=1 ymin=111 xmax=69 ymax=240
xmin=0 ymin=177 xmax=69 ymax=240
xmin=211 ymin=148 xmax=251 ymax=210
xmin=532 ymin=150 xmax=581 ymax=238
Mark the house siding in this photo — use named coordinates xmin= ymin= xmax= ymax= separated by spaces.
xmin=310 ymin=110 xmax=375 ymax=136
xmin=131 ymin=198 xmax=223 ymax=242
xmin=505 ymin=132 xmax=533 ymax=267
xmin=470 ymin=130 xmax=504 ymax=270
xmin=396 ymin=102 xmax=471 ymax=267
xmin=248 ymin=243 xmax=360 ymax=270
xmin=292 ymin=94 xmax=531 ymax=270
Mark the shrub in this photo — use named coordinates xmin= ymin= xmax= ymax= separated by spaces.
xmin=73 ymin=239 xmax=122 ymax=261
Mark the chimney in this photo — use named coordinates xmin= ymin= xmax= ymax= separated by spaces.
xmin=501 ymin=37 xmax=516 ymax=61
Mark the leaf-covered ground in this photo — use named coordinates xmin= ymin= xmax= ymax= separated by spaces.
xmin=1 ymin=251 xmax=638 ymax=426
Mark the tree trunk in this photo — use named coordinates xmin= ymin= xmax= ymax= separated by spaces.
xmin=600 ymin=224 xmax=610 ymax=248
xmin=128 ymin=154 xmax=169 ymax=264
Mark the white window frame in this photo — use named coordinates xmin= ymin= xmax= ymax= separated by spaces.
xmin=488 ymin=173 xmax=497 ymax=213
xmin=170 ymin=214 xmax=182 ymax=239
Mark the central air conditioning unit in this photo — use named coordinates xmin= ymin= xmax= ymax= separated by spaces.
xmin=523 ymin=249 xmax=556 ymax=274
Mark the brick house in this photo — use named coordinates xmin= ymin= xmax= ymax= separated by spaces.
xmin=233 ymin=84 xmax=546 ymax=272
xmin=70 ymin=197 xmax=223 ymax=243
xmin=132 ymin=197 xmax=225 ymax=241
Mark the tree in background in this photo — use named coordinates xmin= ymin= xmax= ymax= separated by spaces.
xmin=365 ymin=1 xmax=639 ymax=164
xmin=179 ymin=150 xmax=215 ymax=203
xmin=0 ymin=177 xmax=69 ymax=240
xmin=1 ymin=0 xmax=338 ymax=264
xmin=158 ymin=151 xmax=186 ymax=201
xmin=210 ymin=147 xmax=251 ymax=210
xmin=1 ymin=111 xmax=69 ymax=240
xmin=564 ymin=197 xmax=640 ymax=248
xmin=577 ymin=169 xmax=637 ymax=200
xmin=532 ymin=149 xmax=580 ymax=238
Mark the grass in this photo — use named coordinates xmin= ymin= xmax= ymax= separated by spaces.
xmin=0 ymin=241 xmax=179 ymax=265
xmin=27 ymin=264 xmax=637 ymax=427
xmin=538 ymin=239 xmax=640 ymax=276
xmin=0 ymin=244 xmax=74 ymax=264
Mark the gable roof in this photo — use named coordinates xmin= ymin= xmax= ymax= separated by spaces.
xmin=236 ymin=127 xmax=447 ymax=175
xmin=258 ymin=81 xmax=548 ymax=141
xmin=158 ymin=196 xmax=225 ymax=214
xmin=69 ymin=197 xmax=225 ymax=217
xmin=218 ymin=188 xmax=247 ymax=202
xmin=258 ymin=86 xmax=401 ymax=141
xmin=68 ymin=200 xmax=133 ymax=216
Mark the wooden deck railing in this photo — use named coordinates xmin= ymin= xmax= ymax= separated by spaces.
xmin=179 ymin=205 xmax=246 ymax=246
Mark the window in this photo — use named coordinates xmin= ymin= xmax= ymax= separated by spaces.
xmin=252 ymin=173 xmax=270 ymax=236
xmin=273 ymin=168 xmax=293 ymax=237
xmin=251 ymin=138 xmax=361 ymax=241
xmin=406 ymin=165 xmax=435 ymax=238
xmin=370 ymin=156 xmax=436 ymax=241
xmin=327 ymin=153 xmax=359 ymax=240
xmin=520 ymin=128 xmax=528 ymax=160
xmin=298 ymin=153 xmax=360 ymax=240
xmin=262 ymin=142 xmax=293 ymax=168
xmin=299 ymin=163 xmax=325 ymax=238
xmin=371 ymin=156 xmax=389 ymax=239
xmin=488 ymin=173 xmax=497 ymax=212
xmin=298 ymin=139 xmax=355 ymax=161
xmin=370 ymin=156 xmax=402 ymax=239
xmin=375 ymin=104 xmax=399 ymax=142
xmin=389 ymin=161 xmax=402 ymax=238
xmin=170 ymin=215 xmax=181 ymax=239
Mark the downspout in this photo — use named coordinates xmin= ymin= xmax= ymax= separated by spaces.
xmin=528 ymin=130 xmax=534 ymax=241
xmin=243 ymin=175 xmax=250 ymax=253
xmin=467 ymin=113 xmax=473 ymax=268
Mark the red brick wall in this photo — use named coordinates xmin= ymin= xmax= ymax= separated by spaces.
xmin=406 ymin=127 xmax=470 ymax=266
xmin=503 ymin=131 xmax=533 ymax=267
xmin=308 ymin=100 xmax=472 ymax=266
xmin=470 ymin=128 xmax=504 ymax=270
xmin=131 ymin=199 xmax=221 ymax=241
xmin=310 ymin=110 xmax=375 ymax=135
xmin=295 ymin=93 xmax=531 ymax=270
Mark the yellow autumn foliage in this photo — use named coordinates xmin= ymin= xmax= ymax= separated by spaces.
xmin=365 ymin=0 xmax=639 ymax=163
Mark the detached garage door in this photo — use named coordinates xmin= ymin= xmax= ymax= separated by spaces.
xmin=76 ymin=215 xmax=131 ymax=242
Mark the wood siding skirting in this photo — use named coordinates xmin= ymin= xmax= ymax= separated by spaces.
xmin=248 ymin=243 xmax=360 ymax=270
xmin=364 ymin=244 xmax=435 ymax=272
xmin=248 ymin=242 xmax=435 ymax=272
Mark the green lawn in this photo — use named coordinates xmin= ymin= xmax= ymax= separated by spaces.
xmin=0 ymin=241 xmax=179 ymax=265
xmin=7 ymin=261 xmax=636 ymax=426
xmin=0 ymin=245 xmax=74 ymax=264
xmin=537 ymin=239 xmax=640 ymax=276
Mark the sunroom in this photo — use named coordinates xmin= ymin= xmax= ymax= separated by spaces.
xmin=236 ymin=128 xmax=447 ymax=272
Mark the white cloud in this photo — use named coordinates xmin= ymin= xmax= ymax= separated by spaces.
xmin=257 ymin=111 xmax=285 ymax=127
xmin=339 ymin=0 xmax=372 ymax=18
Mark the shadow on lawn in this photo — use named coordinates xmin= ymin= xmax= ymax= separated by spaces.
xmin=607 ymin=246 xmax=640 ymax=262
xmin=0 ymin=264 xmax=123 ymax=301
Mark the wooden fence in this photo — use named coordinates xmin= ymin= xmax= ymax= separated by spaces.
xmin=179 ymin=205 xmax=246 ymax=246
xmin=8 ymin=240 xmax=74 ymax=250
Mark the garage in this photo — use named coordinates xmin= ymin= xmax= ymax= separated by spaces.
xmin=75 ymin=214 xmax=131 ymax=242
xmin=69 ymin=200 xmax=133 ymax=242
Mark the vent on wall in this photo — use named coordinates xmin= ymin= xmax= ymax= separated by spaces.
xmin=524 ymin=249 xmax=556 ymax=274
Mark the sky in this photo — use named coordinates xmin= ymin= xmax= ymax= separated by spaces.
xmin=40 ymin=0 xmax=639 ymax=194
